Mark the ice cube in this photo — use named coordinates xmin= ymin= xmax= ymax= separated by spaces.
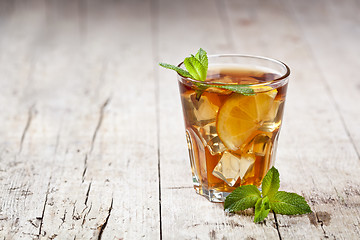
xmin=261 ymin=100 xmax=284 ymax=132
xmin=218 ymin=75 xmax=235 ymax=83
xmin=206 ymin=72 xmax=234 ymax=83
xmin=186 ymin=130 xmax=200 ymax=185
xmin=212 ymin=151 xmax=255 ymax=187
xmin=195 ymin=122 xmax=226 ymax=155
xmin=181 ymin=91 xmax=226 ymax=154
xmin=205 ymin=87 xmax=232 ymax=95
xmin=186 ymin=128 xmax=208 ymax=183
xmin=207 ymin=135 xmax=227 ymax=155
xmin=253 ymin=73 xmax=279 ymax=82
xmin=181 ymin=92 xmax=219 ymax=127
xmin=247 ymin=134 xmax=272 ymax=156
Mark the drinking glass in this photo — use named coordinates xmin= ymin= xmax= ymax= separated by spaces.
xmin=177 ymin=54 xmax=290 ymax=202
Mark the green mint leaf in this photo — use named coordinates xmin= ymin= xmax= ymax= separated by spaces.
xmin=184 ymin=55 xmax=207 ymax=81
xmin=224 ymin=185 xmax=261 ymax=212
xmin=270 ymin=191 xmax=312 ymax=215
xmin=261 ymin=167 xmax=280 ymax=199
xmin=209 ymin=84 xmax=255 ymax=96
xmin=195 ymin=83 xmax=208 ymax=100
xmin=254 ymin=196 xmax=271 ymax=223
xmin=159 ymin=63 xmax=193 ymax=78
xmin=224 ymin=167 xmax=312 ymax=223
xmin=195 ymin=48 xmax=208 ymax=71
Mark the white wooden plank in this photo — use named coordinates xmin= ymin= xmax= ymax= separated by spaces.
xmin=35 ymin=0 xmax=160 ymax=239
xmin=0 ymin=1 xmax=55 ymax=238
xmin=0 ymin=0 xmax=160 ymax=239
xmin=288 ymin=0 xmax=360 ymax=157
xmin=34 ymin=56 xmax=112 ymax=239
xmin=284 ymin=0 xmax=360 ymax=238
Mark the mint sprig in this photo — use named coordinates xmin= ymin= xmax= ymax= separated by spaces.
xmin=159 ymin=48 xmax=254 ymax=97
xmin=224 ymin=167 xmax=312 ymax=223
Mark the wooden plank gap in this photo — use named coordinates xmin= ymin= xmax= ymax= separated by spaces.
xmin=272 ymin=212 xmax=283 ymax=240
xmin=328 ymin=100 xmax=360 ymax=161
xmin=151 ymin=0 xmax=163 ymax=239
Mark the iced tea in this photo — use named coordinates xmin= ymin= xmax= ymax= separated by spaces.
xmin=178 ymin=57 xmax=289 ymax=202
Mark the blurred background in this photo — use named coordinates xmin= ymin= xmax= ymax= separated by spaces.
xmin=1 ymin=0 xmax=358 ymax=174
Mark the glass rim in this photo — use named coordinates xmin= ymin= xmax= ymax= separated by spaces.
xmin=177 ymin=54 xmax=290 ymax=87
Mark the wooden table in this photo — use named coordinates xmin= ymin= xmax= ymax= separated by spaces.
xmin=1 ymin=0 xmax=359 ymax=239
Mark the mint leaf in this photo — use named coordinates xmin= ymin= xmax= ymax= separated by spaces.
xmin=195 ymin=84 xmax=208 ymax=100
xmin=159 ymin=63 xmax=193 ymax=78
xmin=261 ymin=167 xmax=280 ymax=199
xmin=210 ymin=84 xmax=255 ymax=96
xmin=184 ymin=55 xmax=207 ymax=81
xmin=224 ymin=167 xmax=312 ymax=223
xmin=195 ymin=48 xmax=208 ymax=71
xmin=159 ymin=48 xmax=207 ymax=82
xmin=224 ymin=185 xmax=261 ymax=212
xmin=270 ymin=191 xmax=312 ymax=215
xmin=254 ymin=196 xmax=271 ymax=223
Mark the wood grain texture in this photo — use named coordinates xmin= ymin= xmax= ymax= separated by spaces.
xmin=0 ymin=0 xmax=160 ymax=239
xmin=0 ymin=0 xmax=359 ymax=239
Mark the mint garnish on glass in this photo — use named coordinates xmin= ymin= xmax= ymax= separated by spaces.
xmin=159 ymin=48 xmax=255 ymax=97
xmin=224 ymin=167 xmax=312 ymax=223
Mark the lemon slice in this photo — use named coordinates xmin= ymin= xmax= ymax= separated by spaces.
xmin=217 ymin=87 xmax=277 ymax=151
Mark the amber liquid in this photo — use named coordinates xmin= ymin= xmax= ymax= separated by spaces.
xmin=179 ymin=66 xmax=288 ymax=194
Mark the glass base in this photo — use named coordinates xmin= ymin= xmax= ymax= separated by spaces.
xmin=194 ymin=185 xmax=262 ymax=203
xmin=194 ymin=186 xmax=231 ymax=203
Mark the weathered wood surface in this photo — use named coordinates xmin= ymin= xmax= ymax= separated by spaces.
xmin=0 ymin=0 xmax=359 ymax=239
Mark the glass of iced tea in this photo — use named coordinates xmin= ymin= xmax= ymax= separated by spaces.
xmin=177 ymin=54 xmax=290 ymax=202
